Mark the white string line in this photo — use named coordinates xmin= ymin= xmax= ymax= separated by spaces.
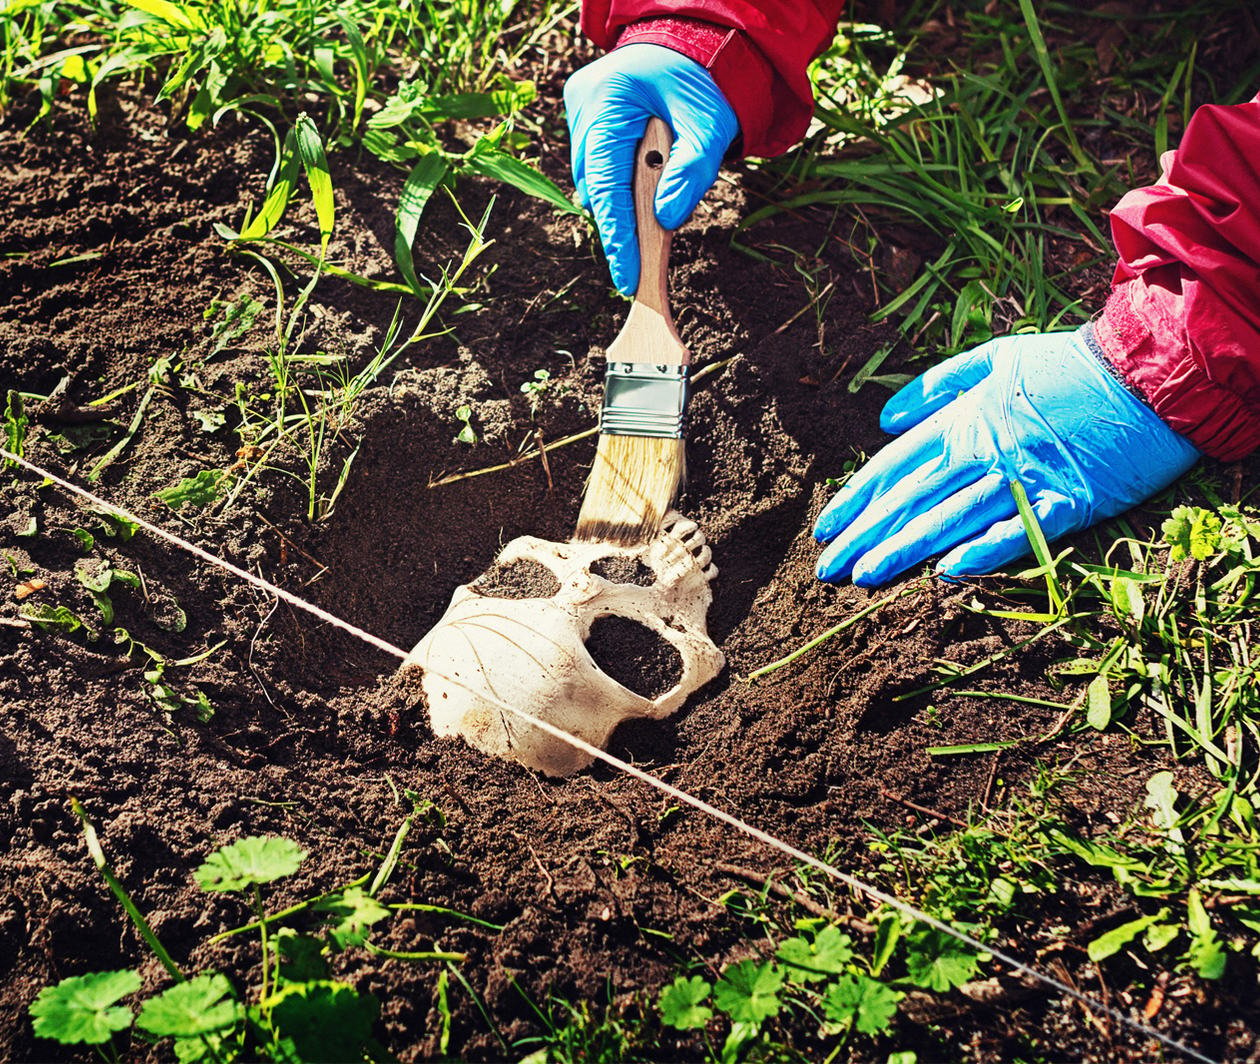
xmin=1 ymin=447 xmax=1218 ymax=1064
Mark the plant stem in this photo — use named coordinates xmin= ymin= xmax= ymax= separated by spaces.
xmin=71 ymin=798 xmax=184 ymax=981
xmin=743 ymin=584 xmax=919 ymax=682
xmin=255 ymin=884 xmax=270 ymax=1002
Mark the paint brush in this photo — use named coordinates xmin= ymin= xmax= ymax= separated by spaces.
xmin=575 ymin=117 xmax=688 ymax=546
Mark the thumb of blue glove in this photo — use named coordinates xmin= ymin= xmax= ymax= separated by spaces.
xmin=813 ymin=326 xmax=1201 ymax=587
xmin=564 ymin=43 xmax=739 ymax=295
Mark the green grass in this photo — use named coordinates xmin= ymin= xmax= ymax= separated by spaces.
xmin=748 ymin=0 xmax=1255 ymax=364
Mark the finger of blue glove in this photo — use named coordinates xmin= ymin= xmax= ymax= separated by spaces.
xmin=849 ymin=472 xmax=1013 ymax=587
xmin=654 ymin=134 xmax=723 ymax=231
xmin=815 ymin=453 xmax=987 ymax=583
xmin=935 ymin=490 xmax=1077 ymax=579
xmin=578 ymin=116 xmax=648 ymax=295
xmin=813 ymin=418 xmax=950 ymax=545
xmin=879 ymin=339 xmax=1000 ymax=434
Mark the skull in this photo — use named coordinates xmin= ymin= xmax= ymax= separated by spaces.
xmin=403 ymin=512 xmax=724 ymax=776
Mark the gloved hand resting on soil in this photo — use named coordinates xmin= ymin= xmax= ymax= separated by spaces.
xmin=812 ymin=327 xmax=1202 ymax=587
xmin=564 ymin=43 xmax=738 ymax=295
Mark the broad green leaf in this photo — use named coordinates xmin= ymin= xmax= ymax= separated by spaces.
xmin=1143 ymin=923 xmax=1181 ymax=953
xmin=464 ymin=139 xmax=583 ymax=216
xmin=870 ymin=911 xmax=902 ymax=977
xmin=712 ymin=961 xmax=783 ymax=1025
xmin=294 ymin=114 xmax=335 ymax=253
xmin=155 ymin=469 xmax=226 ymax=509
xmin=821 ymin=974 xmax=902 ymax=1035
xmin=658 ymin=974 xmax=712 ymax=1030
xmin=239 ymin=139 xmax=300 ymax=241
xmin=1086 ymin=910 xmax=1167 ymax=963
xmin=315 ymin=887 xmax=390 ymax=950
xmin=265 ymin=980 xmax=379 ymax=1063
xmin=1163 ymin=505 xmax=1223 ymax=562
xmin=903 ymin=929 xmax=979 ymax=992
xmin=1186 ymin=889 xmax=1226 ymax=979
xmin=136 ymin=973 xmax=238 ymax=1037
xmin=122 ymin=0 xmax=204 ymax=31
xmin=195 ymin=836 xmax=306 ymax=892
xmin=1086 ymin=674 xmax=1113 ymax=730
xmin=1144 ymin=771 xmax=1183 ymax=842
xmin=420 ymin=82 xmax=536 ymax=120
xmin=30 ymin=970 xmax=140 ymax=1045
xmin=1108 ymin=574 xmax=1146 ymax=624
xmin=394 ymin=154 xmax=449 ymax=298
xmin=776 ymin=925 xmax=853 ymax=983
xmin=20 ymin=602 xmax=86 ymax=634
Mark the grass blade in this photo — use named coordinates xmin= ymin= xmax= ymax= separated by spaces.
xmin=294 ymin=113 xmax=334 ymax=254
xmin=395 ymin=154 xmax=449 ymax=298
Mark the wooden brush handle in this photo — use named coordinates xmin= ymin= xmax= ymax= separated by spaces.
xmin=606 ymin=117 xmax=690 ymax=368
xmin=632 ymin=117 xmax=674 ymax=318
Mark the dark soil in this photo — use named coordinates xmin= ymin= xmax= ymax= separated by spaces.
xmin=2 ymin=12 xmax=1259 ymax=1064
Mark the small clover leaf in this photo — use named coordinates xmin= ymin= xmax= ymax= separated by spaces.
xmin=822 ymin=974 xmax=903 ymax=1035
xmin=136 ymin=973 xmax=238 ymax=1038
xmin=713 ymin=960 xmax=784 ymax=1025
xmin=195 ymin=836 xmax=307 ymax=892
xmin=903 ymin=928 xmax=979 ymax=992
xmin=658 ymin=975 xmax=713 ymax=1030
xmin=30 ymin=969 xmax=140 ymax=1045
xmin=315 ymin=886 xmax=391 ymax=950
xmin=776 ymin=925 xmax=854 ymax=983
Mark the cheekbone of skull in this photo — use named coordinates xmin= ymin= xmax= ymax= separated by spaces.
xmin=403 ymin=511 xmax=724 ymax=776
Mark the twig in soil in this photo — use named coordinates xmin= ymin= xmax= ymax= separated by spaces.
xmin=716 ymin=862 xmax=875 ymax=934
xmin=980 ymin=752 xmax=1002 ymax=812
xmin=879 ymin=788 xmax=969 ymax=830
xmin=428 ymin=425 xmax=598 ymax=488
xmin=742 ymin=582 xmax=922 ymax=682
xmin=526 ymin=842 xmax=559 ymax=903
xmin=534 ymin=427 xmax=554 ymax=492
xmin=257 ymin=512 xmax=329 ymax=583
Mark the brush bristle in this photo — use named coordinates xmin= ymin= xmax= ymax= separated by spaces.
xmin=575 ymin=433 xmax=685 ymax=546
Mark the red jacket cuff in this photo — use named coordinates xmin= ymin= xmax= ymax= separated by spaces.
xmin=1095 ymin=282 xmax=1260 ymax=461
xmin=612 ymin=16 xmax=792 ymax=158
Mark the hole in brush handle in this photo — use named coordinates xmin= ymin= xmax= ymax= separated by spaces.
xmin=645 ymin=150 xmax=664 ymax=169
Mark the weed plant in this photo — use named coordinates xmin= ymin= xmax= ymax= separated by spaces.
xmin=31 ymin=799 xmax=466 ymax=1061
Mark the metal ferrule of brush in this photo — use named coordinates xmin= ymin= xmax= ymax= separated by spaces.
xmin=600 ymin=362 xmax=688 ymax=439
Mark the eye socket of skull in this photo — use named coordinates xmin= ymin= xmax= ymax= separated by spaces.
xmin=470 ymin=558 xmax=561 ymax=599
xmin=584 ymin=614 xmax=683 ymax=700
xmin=588 ymin=555 xmax=656 ymax=587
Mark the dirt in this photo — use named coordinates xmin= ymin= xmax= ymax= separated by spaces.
xmin=2 ymin=20 xmax=1259 ymax=1064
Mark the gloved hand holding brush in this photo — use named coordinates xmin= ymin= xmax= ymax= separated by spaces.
xmin=564 ymin=43 xmax=738 ymax=295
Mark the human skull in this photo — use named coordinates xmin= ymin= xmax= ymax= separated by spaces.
xmin=403 ymin=512 xmax=723 ymax=776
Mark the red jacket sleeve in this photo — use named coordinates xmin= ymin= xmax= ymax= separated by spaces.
xmin=1095 ymin=92 xmax=1260 ymax=460
xmin=580 ymin=1 xmax=846 ymax=157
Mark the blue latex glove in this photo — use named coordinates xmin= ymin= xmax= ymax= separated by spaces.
xmin=564 ymin=43 xmax=739 ymax=295
xmin=814 ymin=326 xmax=1201 ymax=587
